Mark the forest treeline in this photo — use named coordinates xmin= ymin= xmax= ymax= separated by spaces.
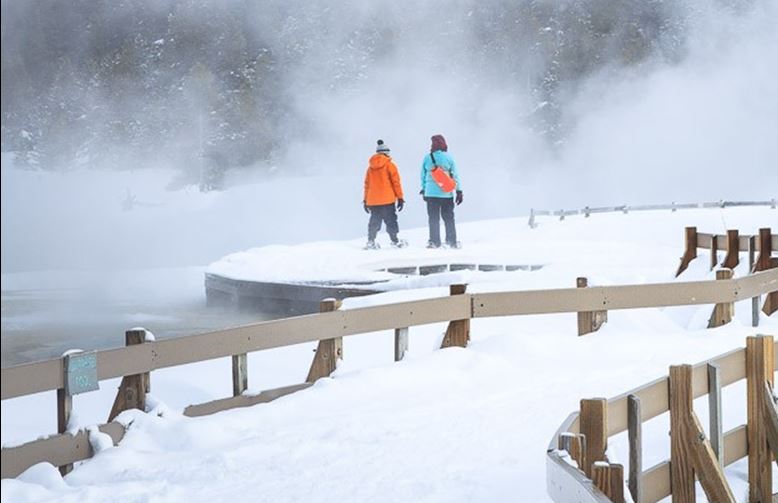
xmin=2 ymin=0 xmax=728 ymax=186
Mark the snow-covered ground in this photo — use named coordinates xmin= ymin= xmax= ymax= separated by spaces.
xmin=2 ymin=206 xmax=777 ymax=502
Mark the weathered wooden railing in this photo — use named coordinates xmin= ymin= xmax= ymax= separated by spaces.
xmin=2 ymin=268 xmax=777 ymax=479
xmin=676 ymin=227 xmax=777 ymax=277
xmin=675 ymin=227 xmax=777 ymax=325
xmin=528 ymin=200 xmax=776 ymax=228
xmin=547 ymin=335 xmax=777 ymax=503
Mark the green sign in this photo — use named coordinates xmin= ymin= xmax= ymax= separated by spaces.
xmin=64 ymin=351 xmax=99 ymax=396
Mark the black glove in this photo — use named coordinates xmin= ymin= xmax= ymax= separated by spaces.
xmin=455 ymin=190 xmax=463 ymax=205
xmin=397 ymin=199 xmax=405 ymax=212
xmin=363 ymin=201 xmax=370 ymax=213
xmin=419 ymin=189 xmax=424 ymax=196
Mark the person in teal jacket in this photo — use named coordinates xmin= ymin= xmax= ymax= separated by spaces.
xmin=420 ymin=134 xmax=463 ymax=248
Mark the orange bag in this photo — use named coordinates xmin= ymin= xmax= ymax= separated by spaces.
xmin=429 ymin=153 xmax=456 ymax=193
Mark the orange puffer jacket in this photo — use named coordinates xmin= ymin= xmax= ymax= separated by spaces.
xmin=364 ymin=154 xmax=404 ymax=206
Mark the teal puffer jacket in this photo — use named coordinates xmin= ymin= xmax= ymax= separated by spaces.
xmin=420 ymin=150 xmax=461 ymax=198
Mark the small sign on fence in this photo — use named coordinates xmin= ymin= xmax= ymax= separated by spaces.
xmin=64 ymin=351 xmax=99 ymax=396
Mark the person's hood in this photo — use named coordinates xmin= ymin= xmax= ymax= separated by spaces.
xmin=369 ymin=153 xmax=391 ymax=170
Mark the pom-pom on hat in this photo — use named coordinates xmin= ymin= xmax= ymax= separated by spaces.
xmin=376 ymin=139 xmax=391 ymax=153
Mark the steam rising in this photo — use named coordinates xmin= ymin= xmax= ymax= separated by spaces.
xmin=1 ymin=0 xmax=777 ymax=273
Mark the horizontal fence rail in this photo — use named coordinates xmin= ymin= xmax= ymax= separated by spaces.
xmin=2 ymin=269 xmax=777 ymax=401
xmin=528 ymin=199 xmax=776 ymax=227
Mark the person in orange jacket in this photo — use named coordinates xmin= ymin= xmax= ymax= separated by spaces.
xmin=363 ymin=139 xmax=406 ymax=249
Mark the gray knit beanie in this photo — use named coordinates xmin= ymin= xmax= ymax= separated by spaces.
xmin=376 ymin=139 xmax=390 ymax=153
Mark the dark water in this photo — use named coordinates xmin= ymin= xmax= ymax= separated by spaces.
xmin=1 ymin=267 xmax=269 ymax=367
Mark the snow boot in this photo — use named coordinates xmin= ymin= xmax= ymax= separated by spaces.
xmin=390 ymin=238 xmax=408 ymax=248
xmin=364 ymin=240 xmax=380 ymax=250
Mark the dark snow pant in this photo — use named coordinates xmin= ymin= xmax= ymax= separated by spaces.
xmin=426 ymin=197 xmax=456 ymax=246
xmin=367 ymin=203 xmax=399 ymax=241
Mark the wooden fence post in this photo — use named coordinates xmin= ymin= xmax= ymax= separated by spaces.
xmin=108 ymin=330 xmax=149 ymax=422
xmin=708 ymin=269 xmax=734 ymax=328
xmin=756 ymin=229 xmax=777 ymax=315
xmin=592 ymin=462 xmax=625 ymax=503
xmin=749 ymin=236 xmax=760 ymax=327
xmin=676 ymin=226 xmax=698 ymax=277
xmin=670 ymin=364 xmax=735 ymax=502
xmin=577 ymin=277 xmax=607 ymax=336
xmin=710 ymin=234 xmax=719 ymax=270
xmin=722 ymin=229 xmax=740 ymax=269
xmin=746 ymin=335 xmax=774 ymax=502
xmin=440 ymin=284 xmax=469 ymax=348
xmin=627 ymin=394 xmax=642 ymax=503
xmin=306 ymin=299 xmax=343 ymax=383
xmin=394 ymin=327 xmax=409 ymax=361
xmin=57 ymin=388 xmax=72 ymax=475
xmin=707 ymin=363 xmax=723 ymax=469
xmin=755 ymin=228 xmax=772 ymax=272
xmin=232 ymin=353 xmax=248 ymax=397
xmin=763 ymin=381 xmax=778 ymax=464
xmin=669 ymin=365 xmax=695 ymax=503
xmin=580 ymin=398 xmax=607 ymax=478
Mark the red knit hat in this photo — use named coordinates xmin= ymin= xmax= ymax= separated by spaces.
xmin=430 ymin=134 xmax=447 ymax=152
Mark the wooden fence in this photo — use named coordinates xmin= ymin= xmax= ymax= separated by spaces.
xmin=547 ymin=335 xmax=778 ymax=503
xmin=2 ymin=268 xmax=777 ymax=479
xmin=528 ymin=200 xmax=776 ymax=228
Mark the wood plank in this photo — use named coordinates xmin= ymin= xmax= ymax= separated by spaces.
xmin=56 ymin=388 xmax=73 ymax=475
xmin=0 ymin=422 xmax=125 ymax=479
xmin=107 ymin=330 xmax=147 ymax=423
xmin=762 ymin=382 xmax=778 ymax=465
xmin=580 ymin=398 xmax=607 ymax=478
xmin=708 ymin=269 xmax=734 ymax=328
xmin=707 ymin=363 xmax=723 ymax=468
xmin=231 ymin=353 xmax=247 ymax=397
xmin=592 ymin=462 xmax=610 ymax=495
xmin=669 ymin=364 xmax=695 ymax=503
xmin=676 ymin=226 xmax=698 ymax=277
xmin=306 ymin=299 xmax=343 ymax=383
xmin=608 ymin=463 xmax=625 ymax=503
xmin=697 ymin=232 xmax=714 ymax=250
xmin=628 ymin=394 xmax=642 ymax=503
xmin=685 ymin=412 xmax=735 ymax=502
xmin=750 ymin=236 xmax=761 ymax=326
xmin=746 ymin=335 xmax=774 ymax=502
xmin=472 ymin=268 xmax=778 ymax=318
xmin=183 ymin=383 xmax=312 ymax=417
xmin=755 ymin=228 xmax=773 ymax=271
xmin=394 ymin=327 xmax=409 ymax=362
xmin=722 ymin=229 xmax=740 ymax=269
xmin=710 ymin=234 xmax=719 ymax=270
xmin=440 ymin=284 xmax=470 ymax=348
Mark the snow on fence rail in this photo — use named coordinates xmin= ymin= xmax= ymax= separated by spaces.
xmin=527 ymin=199 xmax=776 ymax=228
xmin=547 ymin=335 xmax=778 ymax=503
xmin=2 ymin=268 xmax=777 ymax=479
